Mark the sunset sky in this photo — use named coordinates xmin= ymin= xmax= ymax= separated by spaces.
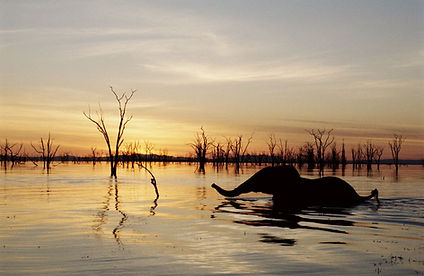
xmin=0 ymin=1 xmax=423 ymax=159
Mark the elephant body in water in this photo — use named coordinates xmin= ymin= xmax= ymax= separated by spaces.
xmin=211 ymin=166 xmax=379 ymax=207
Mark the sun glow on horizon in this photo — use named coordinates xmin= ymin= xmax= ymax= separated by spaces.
xmin=0 ymin=1 xmax=422 ymax=159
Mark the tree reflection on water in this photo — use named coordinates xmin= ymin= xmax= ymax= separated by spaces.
xmin=92 ymin=178 xmax=159 ymax=246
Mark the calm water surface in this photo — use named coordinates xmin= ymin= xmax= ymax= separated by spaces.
xmin=0 ymin=163 xmax=423 ymax=275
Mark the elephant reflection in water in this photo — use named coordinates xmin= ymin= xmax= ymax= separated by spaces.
xmin=214 ymin=198 xmax=354 ymax=233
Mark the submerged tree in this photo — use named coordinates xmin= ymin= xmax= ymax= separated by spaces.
xmin=375 ymin=145 xmax=384 ymax=170
xmin=91 ymin=147 xmax=97 ymax=165
xmin=84 ymin=87 xmax=135 ymax=178
xmin=231 ymin=134 xmax=253 ymax=167
xmin=144 ymin=140 xmax=154 ymax=161
xmin=329 ymin=143 xmax=340 ymax=169
xmin=31 ymin=133 xmax=60 ymax=172
xmin=211 ymin=141 xmax=224 ymax=164
xmin=1 ymin=139 xmax=24 ymax=168
xmin=223 ymin=137 xmax=233 ymax=166
xmin=190 ymin=127 xmax=212 ymax=170
xmin=267 ymin=134 xmax=277 ymax=166
xmin=278 ymin=139 xmax=295 ymax=165
xmin=388 ymin=134 xmax=404 ymax=174
xmin=307 ymin=128 xmax=334 ymax=174
xmin=341 ymin=140 xmax=347 ymax=168
xmin=364 ymin=141 xmax=377 ymax=171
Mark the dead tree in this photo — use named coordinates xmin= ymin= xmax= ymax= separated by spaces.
xmin=144 ymin=140 xmax=154 ymax=161
xmin=129 ymin=141 xmax=141 ymax=167
xmin=190 ymin=127 xmax=212 ymax=170
xmin=301 ymin=142 xmax=315 ymax=169
xmin=1 ymin=139 xmax=13 ymax=167
xmin=91 ymin=147 xmax=97 ymax=165
xmin=1 ymin=139 xmax=24 ymax=167
xmin=356 ymin=144 xmax=363 ymax=168
xmin=31 ymin=133 xmax=60 ymax=172
xmin=351 ymin=148 xmax=356 ymax=169
xmin=341 ymin=140 xmax=347 ymax=168
xmin=224 ymin=137 xmax=233 ymax=166
xmin=267 ymin=134 xmax=277 ymax=166
xmin=364 ymin=141 xmax=377 ymax=171
xmin=352 ymin=144 xmax=363 ymax=169
xmin=159 ymin=148 xmax=168 ymax=161
xmin=330 ymin=143 xmax=340 ymax=169
xmin=121 ymin=141 xmax=140 ymax=167
xmin=307 ymin=128 xmax=334 ymax=174
xmin=375 ymin=145 xmax=384 ymax=170
xmin=84 ymin=87 xmax=135 ymax=178
xmin=388 ymin=134 xmax=404 ymax=174
xmin=278 ymin=139 xmax=294 ymax=165
xmin=231 ymin=135 xmax=252 ymax=168
xmin=212 ymin=142 xmax=224 ymax=164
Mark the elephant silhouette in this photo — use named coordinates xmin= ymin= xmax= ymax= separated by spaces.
xmin=212 ymin=165 xmax=379 ymax=208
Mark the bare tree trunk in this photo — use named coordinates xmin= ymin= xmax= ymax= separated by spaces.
xmin=306 ymin=129 xmax=334 ymax=175
xmin=375 ymin=146 xmax=384 ymax=171
xmin=267 ymin=134 xmax=277 ymax=166
xmin=190 ymin=127 xmax=212 ymax=171
xmin=364 ymin=141 xmax=376 ymax=171
xmin=389 ymin=134 xmax=404 ymax=175
xmin=84 ymin=87 xmax=135 ymax=178
xmin=31 ymin=133 xmax=60 ymax=172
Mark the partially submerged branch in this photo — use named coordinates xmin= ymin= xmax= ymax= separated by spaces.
xmin=137 ymin=162 xmax=159 ymax=201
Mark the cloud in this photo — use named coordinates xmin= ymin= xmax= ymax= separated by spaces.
xmin=142 ymin=60 xmax=349 ymax=83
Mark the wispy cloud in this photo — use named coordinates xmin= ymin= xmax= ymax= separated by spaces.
xmin=143 ymin=61 xmax=349 ymax=83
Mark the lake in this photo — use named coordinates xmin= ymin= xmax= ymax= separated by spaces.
xmin=0 ymin=163 xmax=423 ymax=275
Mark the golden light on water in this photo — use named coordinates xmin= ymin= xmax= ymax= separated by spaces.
xmin=1 ymin=163 xmax=423 ymax=274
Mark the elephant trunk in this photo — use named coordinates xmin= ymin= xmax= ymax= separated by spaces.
xmin=211 ymin=183 xmax=244 ymax=197
xmin=360 ymin=188 xmax=379 ymax=204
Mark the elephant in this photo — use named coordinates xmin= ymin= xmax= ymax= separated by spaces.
xmin=211 ymin=166 xmax=379 ymax=208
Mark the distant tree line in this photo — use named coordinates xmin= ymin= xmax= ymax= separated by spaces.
xmin=189 ymin=128 xmax=409 ymax=175
xmin=0 ymin=85 xmax=414 ymax=181
xmin=0 ymin=128 xmax=412 ymax=177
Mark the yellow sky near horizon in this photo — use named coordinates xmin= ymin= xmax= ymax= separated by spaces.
xmin=0 ymin=1 xmax=423 ymax=159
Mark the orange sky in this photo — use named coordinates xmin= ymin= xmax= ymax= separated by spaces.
xmin=0 ymin=1 xmax=423 ymax=159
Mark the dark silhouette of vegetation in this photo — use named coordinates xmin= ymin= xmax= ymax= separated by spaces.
xmin=121 ymin=141 xmax=141 ymax=168
xmin=278 ymin=139 xmax=295 ymax=165
xmin=341 ymin=140 xmax=347 ymax=168
xmin=364 ymin=141 xmax=377 ymax=171
xmin=267 ymin=134 xmax=277 ymax=166
xmin=91 ymin=147 xmax=97 ymax=165
xmin=137 ymin=162 xmax=159 ymax=202
xmin=329 ymin=143 xmax=340 ymax=170
xmin=1 ymin=125 xmax=415 ymax=177
xmin=231 ymin=134 xmax=253 ymax=170
xmin=31 ymin=133 xmax=60 ymax=172
xmin=351 ymin=144 xmax=363 ymax=169
xmin=1 ymin=139 xmax=24 ymax=168
xmin=84 ymin=86 xmax=135 ymax=178
xmin=144 ymin=140 xmax=154 ymax=162
xmin=307 ymin=129 xmax=334 ymax=174
xmin=375 ymin=146 xmax=384 ymax=170
xmin=224 ymin=137 xmax=233 ymax=165
xmin=190 ymin=127 xmax=212 ymax=171
xmin=389 ymin=134 xmax=404 ymax=175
